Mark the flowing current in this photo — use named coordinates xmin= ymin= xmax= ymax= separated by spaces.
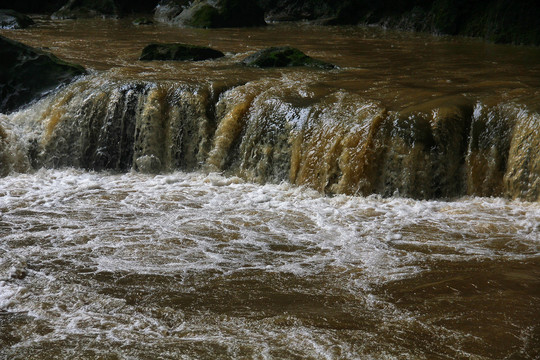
xmin=1 ymin=18 xmax=540 ymax=359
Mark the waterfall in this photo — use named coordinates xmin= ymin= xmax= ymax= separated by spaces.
xmin=1 ymin=75 xmax=538 ymax=201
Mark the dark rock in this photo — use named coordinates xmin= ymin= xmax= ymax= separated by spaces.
xmin=0 ymin=9 xmax=34 ymax=29
xmin=154 ymin=0 xmax=190 ymax=23
xmin=133 ymin=17 xmax=154 ymax=25
xmin=241 ymin=46 xmax=335 ymax=69
xmin=139 ymin=43 xmax=225 ymax=61
xmin=0 ymin=35 xmax=86 ymax=114
xmin=256 ymin=0 xmax=540 ymax=46
xmin=259 ymin=0 xmax=335 ymax=22
xmin=51 ymin=0 xmax=118 ymax=19
xmin=155 ymin=0 xmax=265 ymax=28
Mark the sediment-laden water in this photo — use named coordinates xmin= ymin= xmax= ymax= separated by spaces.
xmin=1 ymin=18 xmax=539 ymax=359
xmin=1 ymin=169 xmax=539 ymax=359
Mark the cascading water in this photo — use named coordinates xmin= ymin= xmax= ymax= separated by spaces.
xmin=1 ymin=18 xmax=539 ymax=360
xmin=2 ymin=75 xmax=538 ymax=200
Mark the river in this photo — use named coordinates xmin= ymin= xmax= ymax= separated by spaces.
xmin=0 ymin=18 xmax=539 ymax=359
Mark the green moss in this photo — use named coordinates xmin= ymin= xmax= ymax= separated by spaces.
xmin=181 ymin=0 xmax=265 ymax=28
xmin=188 ymin=4 xmax=221 ymax=28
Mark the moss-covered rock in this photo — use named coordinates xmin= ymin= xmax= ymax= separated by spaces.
xmin=0 ymin=9 xmax=34 ymax=29
xmin=188 ymin=3 xmax=221 ymax=27
xmin=0 ymin=35 xmax=86 ymax=114
xmin=154 ymin=0 xmax=190 ymax=23
xmin=155 ymin=0 xmax=265 ymax=28
xmin=139 ymin=43 xmax=225 ymax=61
xmin=51 ymin=0 xmax=119 ymax=19
xmin=241 ymin=46 xmax=335 ymax=69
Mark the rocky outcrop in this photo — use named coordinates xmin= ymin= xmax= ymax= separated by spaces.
xmin=0 ymin=35 xmax=86 ymax=114
xmin=4 ymin=0 xmax=538 ymax=45
xmin=257 ymin=0 xmax=540 ymax=46
xmin=0 ymin=9 xmax=34 ymax=29
xmin=139 ymin=43 xmax=224 ymax=61
xmin=51 ymin=0 xmax=118 ymax=19
xmin=241 ymin=47 xmax=335 ymax=69
xmin=154 ymin=0 xmax=265 ymax=28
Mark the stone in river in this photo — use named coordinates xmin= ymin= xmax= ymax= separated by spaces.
xmin=139 ymin=43 xmax=225 ymax=61
xmin=241 ymin=46 xmax=336 ymax=69
xmin=0 ymin=35 xmax=86 ymax=113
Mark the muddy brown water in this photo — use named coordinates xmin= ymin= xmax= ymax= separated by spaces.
xmin=0 ymin=18 xmax=539 ymax=359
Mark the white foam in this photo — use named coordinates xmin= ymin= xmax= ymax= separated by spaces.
xmin=1 ymin=169 xmax=538 ymax=358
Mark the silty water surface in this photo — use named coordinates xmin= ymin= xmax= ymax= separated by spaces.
xmin=0 ymin=18 xmax=539 ymax=359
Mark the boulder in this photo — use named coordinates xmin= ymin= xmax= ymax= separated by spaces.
xmin=155 ymin=0 xmax=265 ymax=28
xmin=0 ymin=35 xmax=86 ymax=114
xmin=154 ymin=0 xmax=190 ymax=23
xmin=51 ymin=0 xmax=118 ymax=19
xmin=241 ymin=46 xmax=335 ymax=69
xmin=0 ymin=9 xmax=34 ymax=29
xmin=139 ymin=43 xmax=225 ymax=61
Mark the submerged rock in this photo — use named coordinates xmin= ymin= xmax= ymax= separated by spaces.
xmin=0 ymin=35 xmax=86 ymax=114
xmin=154 ymin=0 xmax=265 ymax=28
xmin=51 ymin=0 xmax=119 ymax=19
xmin=133 ymin=17 xmax=154 ymax=25
xmin=241 ymin=47 xmax=335 ymax=69
xmin=0 ymin=9 xmax=34 ymax=29
xmin=139 ymin=43 xmax=224 ymax=61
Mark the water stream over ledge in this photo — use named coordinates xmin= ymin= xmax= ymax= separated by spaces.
xmin=0 ymin=18 xmax=539 ymax=359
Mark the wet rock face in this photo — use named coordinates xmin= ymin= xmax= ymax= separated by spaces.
xmin=0 ymin=9 xmax=34 ymax=29
xmin=241 ymin=47 xmax=335 ymax=69
xmin=154 ymin=0 xmax=265 ymax=28
xmin=257 ymin=0 xmax=540 ymax=46
xmin=51 ymin=0 xmax=118 ymax=19
xmin=139 ymin=43 xmax=225 ymax=61
xmin=0 ymin=35 xmax=86 ymax=114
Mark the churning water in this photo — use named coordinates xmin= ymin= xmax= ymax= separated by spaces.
xmin=0 ymin=18 xmax=539 ymax=359
xmin=1 ymin=169 xmax=538 ymax=359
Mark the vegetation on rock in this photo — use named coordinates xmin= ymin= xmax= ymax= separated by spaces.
xmin=0 ymin=0 xmax=538 ymax=45
xmin=154 ymin=0 xmax=265 ymax=28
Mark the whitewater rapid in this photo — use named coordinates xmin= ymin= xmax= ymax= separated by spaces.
xmin=1 ymin=169 xmax=538 ymax=359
